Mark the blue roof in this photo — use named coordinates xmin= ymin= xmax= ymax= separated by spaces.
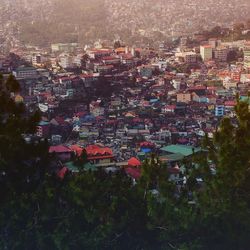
xmin=150 ymin=99 xmax=159 ymax=103
xmin=141 ymin=148 xmax=152 ymax=153
xmin=39 ymin=121 xmax=49 ymax=126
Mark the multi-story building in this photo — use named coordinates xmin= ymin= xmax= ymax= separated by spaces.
xmin=200 ymin=45 xmax=213 ymax=61
xmin=180 ymin=36 xmax=188 ymax=50
xmin=231 ymin=71 xmax=241 ymax=82
xmin=215 ymin=105 xmax=225 ymax=117
xmin=87 ymin=49 xmax=113 ymax=59
xmin=58 ymin=54 xmax=74 ymax=69
xmin=177 ymin=92 xmax=192 ymax=103
xmin=214 ymin=46 xmax=228 ymax=62
xmin=32 ymin=54 xmax=42 ymax=65
xmin=243 ymin=42 xmax=250 ymax=69
xmin=176 ymin=52 xmax=197 ymax=63
xmin=51 ymin=43 xmax=78 ymax=53
xmin=185 ymin=52 xmax=197 ymax=63
xmin=13 ymin=66 xmax=38 ymax=79
xmin=208 ymin=38 xmax=221 ymax=49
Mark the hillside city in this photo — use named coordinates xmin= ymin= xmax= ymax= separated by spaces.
xmin=0 ymin=1 xmax=250 ymax=249
xmin=0 ymin=20 xmax=249 ymax=164
xmin=0 ymin=0 xmax=250 ymax=47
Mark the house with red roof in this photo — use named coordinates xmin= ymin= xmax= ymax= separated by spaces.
xmin=85 ymin=145 xmax=114 ymax=164
xmin=57 ymin=167 xmax=68 ymax=180
xmin=188 ymin=86 xmax=206 ymax=96
xmin=224 ymin=100 xmax=236 ymax=109
xmin=162 ymin=105 xmax=176 ymax=113
xmin=128 ymin=157 xmax=141 ymax=167
xmin=70 ymin=145 xmax=83 ymax=157
xmin=125 ymin=157 xmax=142 ymax=181
xmin=102 ymin=56 xmax=120 ymax=65
xmin=125 ymin=167 xmax=141 ymax=181
xmin=87 ymin=49 xmax=113 ymax=59
xmin=49 ymin=145 xmax=72 ymax=162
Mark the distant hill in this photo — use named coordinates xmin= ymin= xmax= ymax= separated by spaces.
xmin=1 ymin=0 xmax=249 ymax=46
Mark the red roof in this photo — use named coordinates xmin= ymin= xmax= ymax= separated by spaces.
xmin=49 ymin=145 xmax=72 ymax=154
xmin=102 ymin=56 xmax=119 ymax=61
xmin=57 ymin=167 xmax=68 ymax=179
xmin=224 ymin=100 xmax=236 ymax=107
xmin=70 ymin=145 xmax=83 ymax=156
xmin=128 ymin=157 xmax=141 ymax=167
xmin=75 ymin=111 xmax=87 ymax=117
xmin=54 ymin=116 xmax=66 ymax=125
xmin=86 ymin=145 xmax=113 ymax=157
xmin=80 ymin=74 xmax=93 ymax=79
xmin=125 ymin=167 xmax=141 ymax=180
xmin=188 ymin=86 xmax=206 ymax=91
xmin=201 ymin=45 xmax=212 ymax=49
xmin=207 ymin=86 xmax=217 ymax=91
xmin=140 ymin=141 xmax=155 ymax=148
xmin=165 ymin=105 xmax=176 ymax=110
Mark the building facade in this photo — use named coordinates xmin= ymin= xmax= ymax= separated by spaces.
xmin=200 ymin=45 xmax=213 ymax=61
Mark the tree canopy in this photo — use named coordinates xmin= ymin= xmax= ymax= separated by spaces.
xmin=1 ymin=75 xmax=250 ymax=249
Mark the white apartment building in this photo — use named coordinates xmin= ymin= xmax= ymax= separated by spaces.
xmin=200 ymin=45 xmax=213 ymax=61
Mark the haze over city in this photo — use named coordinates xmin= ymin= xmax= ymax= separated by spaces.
xmin=0 ymin=1 xmax=250 ymax=249
xmin=0 ymin=0 xmax=250 ymax=46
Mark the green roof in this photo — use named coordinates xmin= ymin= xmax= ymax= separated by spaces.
xmin=137 ymin=152 xmax=146 ymax=161
xmin=240 ymin=96 xmax=250 ymax=105
xmin=137 ymin=152 xmax=146 ymax=156
xmin=160 ymin=145 xmax=202 ymax=157
xmin=84 ymin=162 xmax=98 ymax=171
xmin=65 ymin=161 xmax=97 ymax=172
xmin=160 ymin=153 xmax=185 ymax=162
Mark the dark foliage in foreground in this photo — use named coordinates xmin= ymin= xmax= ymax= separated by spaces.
xmin=1 ymin=75 xmax=250 ymax=249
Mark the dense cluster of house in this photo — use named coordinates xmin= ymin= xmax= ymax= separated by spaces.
xmin=1 ymin=36 xmax=250 ymax=183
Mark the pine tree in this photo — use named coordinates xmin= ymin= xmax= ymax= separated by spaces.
xmin=5 ymin=74 xmax=21 ymax=93
xmin=190 ymin=97 xmax=250 ymax=249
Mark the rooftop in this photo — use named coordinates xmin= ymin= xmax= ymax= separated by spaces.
xmin=160 ymin=144 xmax=202 ymax=157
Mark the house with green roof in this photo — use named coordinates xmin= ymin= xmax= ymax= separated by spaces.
xmin=65 ymin=161 xmax=98 ymax=173
xmin=160 ymin=144 xmax=202 ymax=158
xmin=240 ymin=96 xmax=250 ymax=105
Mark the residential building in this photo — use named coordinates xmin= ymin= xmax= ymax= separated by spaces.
xmin=200 ymin=45 xmax=213 ymax=61
xmin=214 ymin=46 xmax=228 ymax=62
xmin=243 ymin=42 xmax=250 ymax=69
xmin=85 ymin=145 xmax=114 ymax=164
xmin=13 ymin=66 xmax=38 ymax=79
xmin=175 ymin=52 xmax=197 ymax=63
xmin=51 ymin=43 xmax=78 ymax=53
xmin=215 ymin=105 xmax=225 ymax=117
xmin=58 ymin=54 xmax=74 ymax=69
xmin=177 ymin=92 xmax=192 ymax=103
xmin=32 ymin=54 xmax=42 ymax=65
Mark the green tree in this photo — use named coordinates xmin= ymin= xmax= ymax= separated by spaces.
xmin=114 ymin=40 xmax=121 ymax=49
xmin=74 ymin=149 xmax=88 ymax=170
xmin=189 ymin=97 xmax=250 ymax=249
xmin=5 ymin=74 xmax=21 ymax=93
